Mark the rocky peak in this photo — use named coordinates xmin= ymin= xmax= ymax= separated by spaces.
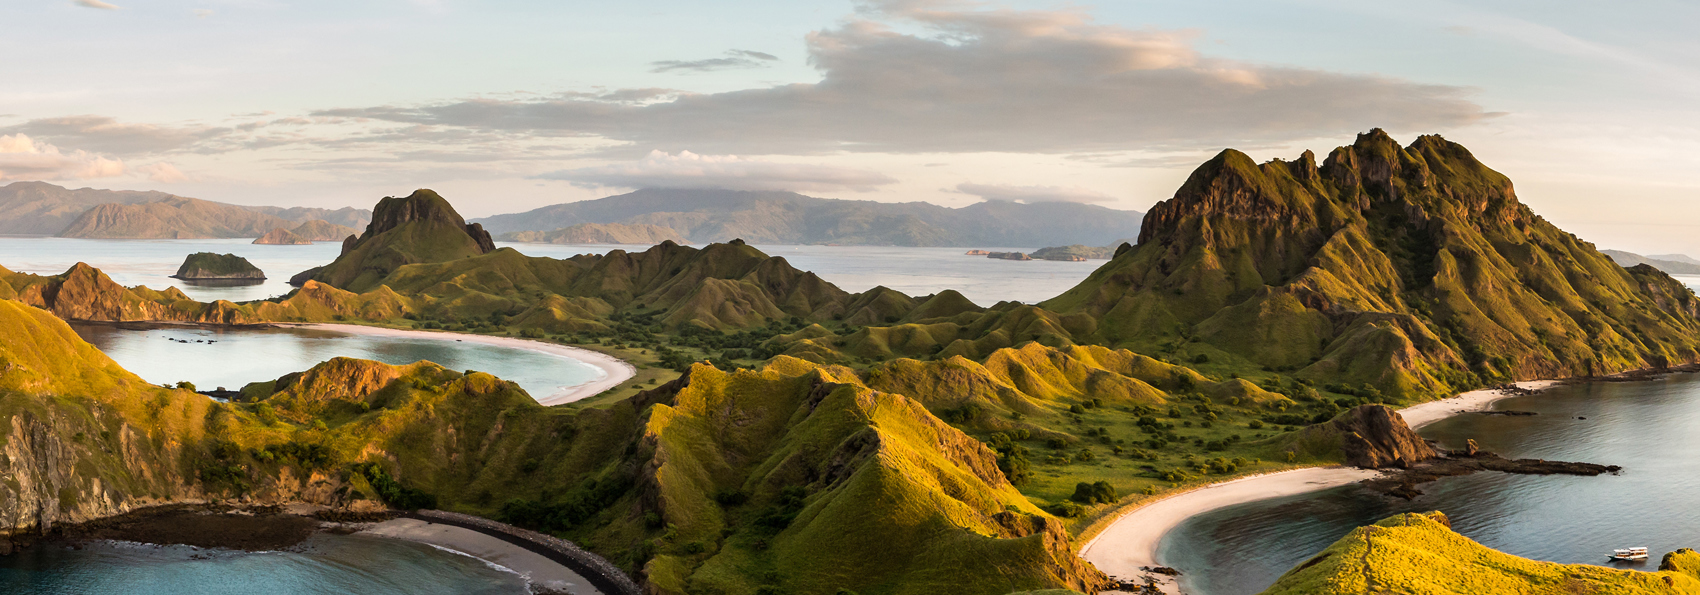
xmin=1331 ymin=404 xmax=1438 ymax=468
xmin=358 ymin=189 xmax=495 ymax=254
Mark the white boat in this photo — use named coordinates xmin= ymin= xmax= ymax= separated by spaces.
xmin=1608 ymin=547 xmax=1649 ymax=561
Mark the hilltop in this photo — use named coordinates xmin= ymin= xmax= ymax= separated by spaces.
xmin=472 ymin=188 xmax=1144 ymax=248
xmin=1261 ymin=512 xmax=1700 ymax=594
xmin=172 ymin=252 xmax=266 ymax=280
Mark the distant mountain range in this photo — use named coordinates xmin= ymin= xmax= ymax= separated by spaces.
xmin=0 ymin=181 xmax=371 ymax=239
xmin=1603 ymin=250 xmax=1700 ymax=275
xmin=472 ymin=188 xmax=1144 ymax=247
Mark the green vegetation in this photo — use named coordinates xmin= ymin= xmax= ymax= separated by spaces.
xmin=1261 ymin=512 xmax=1700 ymax=594
xmin=173 ymin=252 xmax=266 ymax=279
xmin=8 ymin=130 xmax=1700 ymax=595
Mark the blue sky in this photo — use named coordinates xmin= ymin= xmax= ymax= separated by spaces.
xmin=3 ymin=0 xmax=1698 ymax=254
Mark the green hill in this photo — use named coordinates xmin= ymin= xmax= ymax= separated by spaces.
xmin=1033 ymin=130 xmax=1700 ymax=400
xmin=1261 ymin=512 xmax=1700 ymax=594
xmin=307 ymin=189 xmax=498 ymax=291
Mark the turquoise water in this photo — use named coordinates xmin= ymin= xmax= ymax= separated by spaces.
xmin=0 ymin=237 xmax=1099 ymax=306
xmin=67 ymin=322 xmax=601 ymax=401
xmin=0 ymin=534 xmax=528 ymax=594
xmin=1158 ymin=373 xmax=1700 ymax=594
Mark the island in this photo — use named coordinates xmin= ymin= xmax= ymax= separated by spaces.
xmin=1030 ymin=244 xmax=1116 ymax=261
xmin=253 ymin=227 xmax=313 ymax=245
xmin=171 ymin=252 xmax=266 ymax=281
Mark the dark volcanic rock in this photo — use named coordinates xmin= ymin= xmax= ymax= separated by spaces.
xmin=1331 ymin=405 xmax=1438 ymax=469
xmin=1362 ymin=450 xmax=1622 ymax=500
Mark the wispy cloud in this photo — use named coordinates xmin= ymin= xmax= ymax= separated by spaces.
xmin=319 ymin=0 xmax=1487 ymax=155
xmin=537 ymin=150 xmax=897 ymax=192
xmin=650 ymin=49 xmax=780 ymax=73
xmin=74 ymin=0 xmax=120 ymax=10
xmin=955 ymin=182 xmax=1115 ymax=204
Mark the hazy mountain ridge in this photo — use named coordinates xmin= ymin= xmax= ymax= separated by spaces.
xmin=0 ymin=181 xmax=172 ymax=235
xmin=473 ymin=188 xmax=1144 ymax=247
xmin=1603 ymin=249 xmax=1700 ymax=275
xmin=0 ymin=181 xmax=372 ymax=238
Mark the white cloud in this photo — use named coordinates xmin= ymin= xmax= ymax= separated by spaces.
xmin=193 ymin=9 xmax=213 ymax=18
xmin=538 ymin=150 xmax=898 ymax=192
xmin=0 ymin=134 xmax=126 ymax=181
xmin=136 ymin=162 xmax=190 ymax=183
xmin=319 ymin=0 xmax=1486 ymax=155
xmin=74 ymin=0 xmax=120 ymax=9
xmin=955 ymin=182 xmax=1115 ymax=204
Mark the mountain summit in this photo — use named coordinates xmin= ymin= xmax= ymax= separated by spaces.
xmin=304 ymin=189 xmax=496 ymax=290
xmin=1043 ymin=129 xmax=1700 ymax=398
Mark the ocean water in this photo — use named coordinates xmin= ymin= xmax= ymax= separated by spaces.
xmin=67 ymin=322 xmax=601 ymax=401
xmin=1159 ymin=373 xmax=1700 ymax=595
xmin=0 ymin=237 xmax=1101 ymax=306
xmin=0 ymin=533 xmax=529 ymax=595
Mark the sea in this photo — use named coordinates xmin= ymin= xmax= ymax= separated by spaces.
xmin=0 ymin=533 xmax=529 ymax=595
xmin=1159 ymin=373 xmax=1700 ymax=594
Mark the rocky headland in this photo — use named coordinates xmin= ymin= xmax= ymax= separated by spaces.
xmin=253 ymin=227 xmax=313 ymax=245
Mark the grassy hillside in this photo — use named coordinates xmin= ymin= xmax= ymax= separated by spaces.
xmin=1261 ymin=512 xmax=1700 ymax=594
xmin=471 ymin=187 xmax=1145 ymax=248
xmin=308 ymin=189 xmax=497 ymax=291
xmin=290 ymin=219 xmax=360 ymax=241
xmin=1027 ymin=130 xmax=1700 ymax=400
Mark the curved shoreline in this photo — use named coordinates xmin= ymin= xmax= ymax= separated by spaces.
xmin=1081 ymin=380 xmax=1555 ymax=594
xmin=277 ymin=323 xmax=636 ymax=406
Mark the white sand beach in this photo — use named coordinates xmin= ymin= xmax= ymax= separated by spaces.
xmin=1080 ymin=466 xmax=1381 ymax=593
xmin=279 ymin=323 xmax=636 ymax=405
xmin=1081 ymin=379 xmax=1560 ymax=593
xmin=364 ymin=517 xmax=601 ymax=594
xmin=1398 ymin=380 xmax=1559 ymax=429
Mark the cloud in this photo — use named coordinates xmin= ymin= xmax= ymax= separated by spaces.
xmin=136 ymin=162 xmax=190 ymax=183
xmin=0 ymin=134 xmax=126 ymax=181
xmin=193 ymin=9 xmax=213 ymax=18
xmin=955 ymin=182 xmax=1115 ymax=204
xmin=0 ymin=116 xmax=226 ymax=155
xmin=650 ymin=49 xmax=781 ymax=73
xmin=318 ymin=0 xmax=1487 ymax=155
xmin=537 ymin=150 xmax=897 ymax=192
xmin=74 ymin=0 xmax=120 ymax=9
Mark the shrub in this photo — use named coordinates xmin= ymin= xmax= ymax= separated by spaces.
xmin=1070 ymin=481 xmax=1117 ymax=504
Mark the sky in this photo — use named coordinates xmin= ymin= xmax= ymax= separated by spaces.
xmin=3 ymin=0 xmax=1699 ymax=254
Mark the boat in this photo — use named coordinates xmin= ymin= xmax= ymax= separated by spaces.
xmin=1608 ymin=547 xmax=1649 ymax=561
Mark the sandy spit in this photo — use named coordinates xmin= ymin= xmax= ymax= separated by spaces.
xmin=364 ymin=518 xmax=601 ymax=594
xmin=277 ymin=323 xmax=636 ymax=406
xmin=1080 ymin=379 xmax=1559 ymax=593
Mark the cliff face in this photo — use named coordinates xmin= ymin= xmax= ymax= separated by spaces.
xmin=1043 ymin=130 xmax=1700 ymax=399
